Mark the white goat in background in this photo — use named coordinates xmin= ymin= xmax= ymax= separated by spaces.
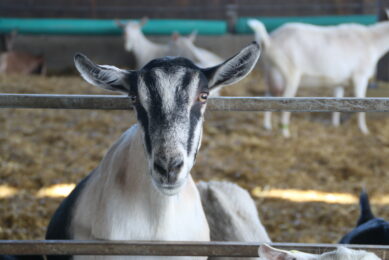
xmin=248 ymin=14 xmax=389 ymax=137
xmin=116 ymin=18 xmax=171 ymax=69
xmin=197 ymin=181 xmax=271 ymax=260
xmin=169 ymin=31 xmax=224 ymax=68
xmin=258 ymin=244 xmax=381 ymax=260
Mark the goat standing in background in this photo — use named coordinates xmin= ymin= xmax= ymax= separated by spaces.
xmin=44 ymin=43 xmax=260 ymax=260
xmin=169 ymin=31 xmax=223 ymax=68
xmin=197 ymin=181 xmax=271 ymax=260
xmin=116 ymin=18 xmax=171 ymax=69
xmin=248 ymin=15 xmax=389 ymax=137
xmin=0 ymin=31 xmax=45 ymax=75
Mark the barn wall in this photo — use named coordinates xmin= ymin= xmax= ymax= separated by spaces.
xmin=11 ymin=34 xmax=253 ymax=73
xmin=0 ymin=0 xmax=377 ymax=19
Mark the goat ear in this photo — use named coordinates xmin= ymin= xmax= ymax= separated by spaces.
xmin=188 ymin=30 xmax=197 ymax=42
xmin=140 ymin=17 xmax=149 ymax=27
xmin=258 ymin=244 xmax=289 ymax=260
xmin=115 ymin=19 xmax=126 ymax=29
xmin=385 ymin=9 xmax=389 ymax=19
xmin=74 ymin=53 xmax=132 ymax=94
xmin=172 ymin=31 xmax=180 ymax=41
xmin=202 ymin=42 xmax=260 ymax=90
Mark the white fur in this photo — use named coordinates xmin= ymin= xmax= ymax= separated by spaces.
xmin=248 ymin=19 xmax=389 ymax=137
xmin=121 ymin=21 xmax=171 ymax=69
xmin=259 ymin=244 xmax=381 ymax=260
xmin=72 ymin=125 xmax=210 ymax=260
xmin=169 ymin=35 xmax=223 ymax=68
xmin=197 ymin=181 xmax=271 ymax=260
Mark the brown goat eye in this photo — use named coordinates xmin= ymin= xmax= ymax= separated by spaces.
xmin=198 ymin=92 xmax=208 ymax=103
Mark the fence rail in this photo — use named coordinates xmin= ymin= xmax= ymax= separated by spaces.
xmin=2 ymin=94 xmax=389 ymax=112
xmin=1 ymin=241 xmax=389 ymax=257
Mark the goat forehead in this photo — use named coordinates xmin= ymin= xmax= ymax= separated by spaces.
xmin=138 ymin=67 xmax=200 ymax=113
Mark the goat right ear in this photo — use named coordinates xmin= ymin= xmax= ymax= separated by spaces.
xmin=202 ymin=42 xmax=260 ymax=90
xmin=74 ymin=53 xmax=132 ymax=94
xmin=187 ymin=30 xmax=197 ymax=42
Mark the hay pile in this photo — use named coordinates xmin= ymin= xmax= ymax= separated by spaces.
xmin=0 ymin=73 xmax=388 ymax=243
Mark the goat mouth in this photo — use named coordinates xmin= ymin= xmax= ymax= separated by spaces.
xmin=152 ymin=179 xmax=185 ymax=196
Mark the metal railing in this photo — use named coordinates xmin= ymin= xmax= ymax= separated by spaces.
xmin=1 ymin=93 xmax=389 ymax=258
xmin=2 ymin=94 xmax=389 ymax=112
xmin=0 ymin=241 xmax=389 ymax=258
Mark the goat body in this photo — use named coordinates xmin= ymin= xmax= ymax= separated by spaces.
xmin=249 ymin=19 xmax=389 ymax=137
xmin=0 ymin=51 xmax=45 ymax=75
xmin=197 ymin=181 xmax=271 ymax=260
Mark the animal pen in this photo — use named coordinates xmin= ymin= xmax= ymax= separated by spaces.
xmin=0 ymin=94 xmax=389 ymax=258
xmin=1 ymin=0 xmax=389 ymax=258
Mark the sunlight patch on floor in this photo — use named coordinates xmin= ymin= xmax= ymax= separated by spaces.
xmin=252 ymin=187 xmax=389 ymax=205
xmin=0 ymin=185 xmax=18 ymax=198
xmin=36 ymin=183 xmax=76 ymax=198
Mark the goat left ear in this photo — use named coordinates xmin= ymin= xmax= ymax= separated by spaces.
xmin=385 ymin=9 xmax=389 ymax=18
xmin=74 ymin=53 xmax=132 ymax=94
xmin=202 ymin=42 xmax=260 ymax=90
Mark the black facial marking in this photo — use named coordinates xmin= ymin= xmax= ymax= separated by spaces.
xmin=187 ymin=103 xmax=202 ymax=155
xmin=135 ymin=57 xmax=210 ymax=158
xmin=136 ymin=103 xmax=152 ymax=155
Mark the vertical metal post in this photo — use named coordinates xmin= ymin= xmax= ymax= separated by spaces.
xmin=376 ymin=0 xmax=389 ymax=82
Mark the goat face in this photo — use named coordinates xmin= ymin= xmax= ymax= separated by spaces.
xmin=74 ymin=42 xmax=260 ymax=196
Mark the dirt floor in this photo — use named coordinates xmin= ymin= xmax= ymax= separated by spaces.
xmin=0 ymin=72 xmax=389 ymax=243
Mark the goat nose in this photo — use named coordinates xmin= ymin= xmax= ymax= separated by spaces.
xmin=153 ymin=161 xmax=167 ymax=175
xmin=153 ymin=158 xmax=184 ymax=183
xmin=169 ymin=159 xmax=184 ymax=174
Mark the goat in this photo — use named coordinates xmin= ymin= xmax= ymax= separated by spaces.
xmin=44 ymin=42 xmax=260 ymax=260
xmin=197 ymin=181 xmax=271 ymax=260
xmin=258 ymin=244 xmax=381 ymax=260
xmin=168 ymin=32 xmax=225 ymax=96
xmin=0 ymin=31 xmax=45 ymax=75
xmin=339 ymin=190 xmax=389 ymax=245
xmin=169 ymin=31 xmax=223 ymax=68
xmin=116 ymin=18 xmax=171 ymax=69
xmin=248 ymin=16 xmax=389 ymax=137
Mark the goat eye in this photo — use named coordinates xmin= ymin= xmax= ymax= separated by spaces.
xmin=198 ymin=92 xmax=208 ymax=103
xmin=130 ymin=95 xmax=137 ymax=103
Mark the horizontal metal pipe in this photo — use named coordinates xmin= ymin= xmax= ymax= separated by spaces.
xmin=1 ymin=94 xmax=389 ymax=112
xmin=0 ymin=241 xmax=388 ymax=256
xmin=0 ymin=18 xmax=227 ymax=35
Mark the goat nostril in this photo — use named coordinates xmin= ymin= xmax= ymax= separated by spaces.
xmin=153 ymin=162 xmax=167 ymax=175
xmin=169 ymin=160 xmax=184 ymax=173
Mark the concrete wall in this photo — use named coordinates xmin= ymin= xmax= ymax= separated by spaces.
xmin=10 ymin=34 xmax=254 ymax=74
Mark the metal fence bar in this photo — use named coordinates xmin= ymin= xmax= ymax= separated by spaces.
xmin=1 ymin=241 xmax=389 ymax=257
xmin=2 ymin=94 xmax=389 ymax=112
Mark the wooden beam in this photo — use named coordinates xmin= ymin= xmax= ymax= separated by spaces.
xmin=2 ymin=94 xmax=389 ymax=112
xmin=0 ymin=241 xmax=388 ymax=257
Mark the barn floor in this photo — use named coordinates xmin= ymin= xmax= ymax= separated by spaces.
xmin=0 ymin=73 xmax=389 ymax=243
